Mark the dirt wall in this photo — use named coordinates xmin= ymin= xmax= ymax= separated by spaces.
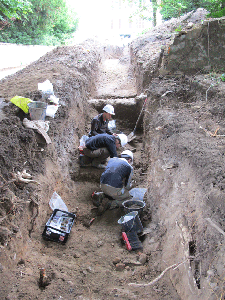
xmin=130 ymin=13 xmax=225 ymax=300
xmin=0 ymin=40 xmax=102 ymax=271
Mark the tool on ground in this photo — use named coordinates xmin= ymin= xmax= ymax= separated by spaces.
xmin=122 ymin=231 xmax=143 ymax=251
xmin=118 ymin=211 xmax=144 ymax=251
xmin=127 ymin=97 xmax=147 ymax=142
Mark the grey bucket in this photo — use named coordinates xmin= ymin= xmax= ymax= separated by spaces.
xmin=28 ymin=101 xmax=47 ymax=121
xmin=118 ymin=211 xmax=143 ymax=234
xmin=122 ymin=199 xmax=145 ymax=215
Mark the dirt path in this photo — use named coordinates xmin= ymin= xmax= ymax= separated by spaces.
xmin=94 ymin=56 xmax=137 ymax=99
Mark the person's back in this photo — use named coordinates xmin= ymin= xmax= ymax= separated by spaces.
xmin=100 ymin=157 xmax=132 ymax=188
xmin=85 ymin=133 xmax=118 ymax=158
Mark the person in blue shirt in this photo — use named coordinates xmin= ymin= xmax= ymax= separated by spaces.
xmin=99 ymin=150 xmax=134 ymax=207
xmin=80 ymin=133 xmax=128 ymax=169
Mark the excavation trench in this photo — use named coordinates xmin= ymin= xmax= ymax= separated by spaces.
xmin=1 ymin=14 xmax=225 ymax=298
xmin=0 ymin=45 xmax=172 ymax=300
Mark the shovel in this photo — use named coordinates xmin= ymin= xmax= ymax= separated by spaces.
xmin=127 ymin=98 xmax=147 ymax=142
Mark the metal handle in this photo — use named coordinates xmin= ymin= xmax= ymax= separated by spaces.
xmin=133 ymin=98 xmax=147 ymax=134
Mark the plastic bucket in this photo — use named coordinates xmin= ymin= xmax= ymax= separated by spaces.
xmin=28 ymin=101 xmax=47 ymax=121
xmin=118 ymin=211 xmax=143 ymax=234
xmin=122 ymin=199 xmax=145 ymax=215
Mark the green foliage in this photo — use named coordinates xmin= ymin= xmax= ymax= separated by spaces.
xmin=160 ymin=0 xmax=225 ymax=20
xmin=221 ymin=74 xmax=225 ymax=82
xmin=160 ymin=0 xmax=207 ymax=20
xmin=125 ymin=0 xmax=157 ymax=24
xmin=205 ymin=0 xmax=225 ymax=18
xmin=175 ymin=25 xmax=182 ymax=32
xmin=0 ymin=0 xmax=78 ymax=45
xmin=0 ymin=0 xmax=32 ymax=21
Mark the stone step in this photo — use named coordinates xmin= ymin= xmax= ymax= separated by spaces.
xmin=88 ymin=95 xmax=146 ymax=128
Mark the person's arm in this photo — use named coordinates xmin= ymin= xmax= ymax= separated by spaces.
xmin=105 ymin=124 xmax=113 ymax=135
xmin=124 ymin=167 xmax=133 ymax=190
xmin=90 ymin=118 xmax=100 ymax=136
xmin=106 ymin=137 xmax=118 ymax=158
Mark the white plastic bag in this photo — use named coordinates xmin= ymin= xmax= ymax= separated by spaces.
xmin=79 ymin=135 xmax=89 ymax=147
xmin=49 ymin=192 xmax=68 ymax=211
xmin=129 ymin=188 xmax=147 ymax=201
xmin=46 ymin=105 xmax=59 ymax=118
xmin=38 ymin=80 xmax=54 ymax=100
xmin=108 ymin=120 xmax=116 ymax=130
xmin=38 ymin=79 xmax=54 ymax=94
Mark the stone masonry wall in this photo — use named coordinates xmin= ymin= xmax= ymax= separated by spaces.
xmin=163 ymin=17 xmax=225 ymax=74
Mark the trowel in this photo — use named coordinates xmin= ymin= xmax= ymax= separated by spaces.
xmin=127 ymin=97 xmax=147 ymax=142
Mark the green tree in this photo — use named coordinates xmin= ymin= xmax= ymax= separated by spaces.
xmin=160 ymin=0 xmax=225 ymax=20
xmin=126 ymin=0 xmax=158 ymax=26
xmin=0 ymin=0 xmax=32 ymax=20
xmin=127 ymin=0 xmax=225 ymax=25
xmin=160 ymin=0 xmax=207 ymax=20
xmin=0 ymin=0 xmax=32 ymax=29
xmin=0 ymin=0 xmax=78 ymax=45
xmin=205 ymin=0 xmax=225 ymax=17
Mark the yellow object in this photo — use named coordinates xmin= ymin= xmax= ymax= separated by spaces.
xmin=10 ymin=96 xmax=33 ymax=114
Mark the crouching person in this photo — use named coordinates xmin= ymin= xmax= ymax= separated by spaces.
xmin=99 ymin=150 xmax=134 ymax=209
xmin=80 ymin=133 xmax=127 ymax=169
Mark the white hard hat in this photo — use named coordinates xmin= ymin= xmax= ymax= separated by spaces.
xmin=121 ymin=150 xmax=133 ymax=161
xmin=117 ymin=134 xmax=128 ymax=147
xmin=103 ymin=104 xmax=115 ymax=115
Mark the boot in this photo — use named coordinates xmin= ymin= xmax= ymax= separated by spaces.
xmin=91 ymin=191 xmax=105 ymax=207
xmin=96 ymin=198 xmax=111 ymax=215
xmin=91 ymin=161 xmax=106 ymax=169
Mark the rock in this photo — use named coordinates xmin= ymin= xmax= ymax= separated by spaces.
xmin=0 ymin=226 xmax=12 ymax=244
xmin=113 ymin=257 xmax=121 ymax=265
xmin=17 ymin=258 xmax=25 ymax=265
xmin=0 ymin=263 xmax=4 ymax=272
xmin=138 ymin=253 xmax=147 ymax=264
xmin=115 ymin=263 xmax=125 ymax=271
xmin=25 ymin=267 xmax=33 ymax=275
xmin=187 ymin=22 xmax=193 ymax=29
xmin=97 ymin=241 xmax=104 ymax=248
xmin=73 ymin=252 xmax=80 ymax=258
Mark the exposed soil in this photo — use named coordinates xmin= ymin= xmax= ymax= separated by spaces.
xmin=0 ymin=10 xmax=225 ymax=300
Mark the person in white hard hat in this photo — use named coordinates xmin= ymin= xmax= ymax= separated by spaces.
xmin=80 ymin=133 xmax=128 ymax=169
xmin=88 ymin=104 xmax=116 ymax=137
xmin=94 ymin=150 xmax=134 ymax=212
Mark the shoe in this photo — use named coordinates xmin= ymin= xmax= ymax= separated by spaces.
xmin=91 ymin=162 xmax=106 ymax=169
xmin=91 ymin=191 xmax=105 ymax=207
xmin=80 ymin=163 xmax=92 ymax=168
xmin=96 ymin=198 xmax=111 ymax=215
xmin=109 ymin=200 xmax=123 ymax=210
xmin=79 ymin=155 xmax=91 ymax=167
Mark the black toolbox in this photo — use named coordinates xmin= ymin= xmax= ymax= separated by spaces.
xmin=42 ymin=209 xmax=76 ymax=244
